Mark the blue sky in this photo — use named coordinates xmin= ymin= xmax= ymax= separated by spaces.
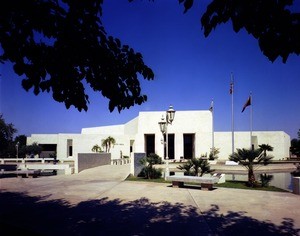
xmin=1 ymin=0 xmax=300 ymax=139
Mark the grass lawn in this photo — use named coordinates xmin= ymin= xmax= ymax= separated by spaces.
xmin=125 ymin=176 xmax=288 ymax=192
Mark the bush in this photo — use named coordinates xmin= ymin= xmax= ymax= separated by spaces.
xmin=260 ymin=173 xmax=274 ymax=187
xmin=138 ymin=166 xmax=162 ymax=179
xmin=138 ymin=153 xmax=162 ymax=179
xmin=291 ymin=164 xmax=300 ymax=177
xmin=177 ymin=158 xmax=214 ymax=176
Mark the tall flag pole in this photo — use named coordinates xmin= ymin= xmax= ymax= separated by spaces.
xmin=241 ymin=92 xmax=253 ymax=149
xmin=209 ymin=99 xmax=214 ymax=155
xmin=230 ymin=72 xmax=234 ymax=155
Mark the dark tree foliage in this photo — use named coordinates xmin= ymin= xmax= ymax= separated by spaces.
xmin=290 ymin=129 xmax=300 ymax=157
xmin=0 ymin=114 xmax=17 ymax=157
xmin=0 ymin=0 xmax=154 ymax=112
xmin=181 ymin=0 xmax=300 ymax=63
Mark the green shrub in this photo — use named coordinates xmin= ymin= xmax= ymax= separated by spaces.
xmin=260 ymin=173 xmax=274 ymax=187
xmin=139 ymin=153 xmax=162 ymax=179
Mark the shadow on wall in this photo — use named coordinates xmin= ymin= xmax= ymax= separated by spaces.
xmin=0 ymin=191 xmax=299 ymax=235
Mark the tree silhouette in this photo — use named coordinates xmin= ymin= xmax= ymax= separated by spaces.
xmin=2 ymin=0 xmax=299 ymax=112
xmin=181 ymin=0 xmax=300 ymax=63
xmin=0 ymin=0 xmax=154 ymax=112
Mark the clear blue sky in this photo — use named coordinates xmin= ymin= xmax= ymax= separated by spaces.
xmin=1 ymin=1 xmax=300 ymax=139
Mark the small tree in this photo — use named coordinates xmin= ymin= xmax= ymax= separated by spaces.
xmin=101 ymin=136 xmax=116 ymax=153
xmin=260 ymin=173 xmax=274 ymax=187
xmin=229 ymin=148 xmax=273 ymax=187
xmin=259 ymin=144 xmax=274 ymax=157
xmin=91 ymin=144 xmax=102 ymax=153
xmin=209 ymin=147 xmax=220 ymax=160
xmin=177 ymin=161 xmax=194 ymax=176
xmin=139 ymin=153 xmax=162 ymax=179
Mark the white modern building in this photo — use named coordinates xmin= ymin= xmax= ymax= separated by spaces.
xmin=27 ymin=110 xmax=290 ymax=161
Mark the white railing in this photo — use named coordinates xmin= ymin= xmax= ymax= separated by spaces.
xmin=111 ymin=158 xmax=131 ymax=165
xmin=0 ymin=158 xmax=75 ymax=165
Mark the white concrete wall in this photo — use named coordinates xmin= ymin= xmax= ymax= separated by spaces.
xmin=214 ymin=131 xmax=290 ymax=160
xmin=27 ymin=134 xmax=58 ymax=145
xmin=27 ymin=110 xmax=290 ymax=162
xmin=81 ymin=124 xmax=124 ymax=135
xmin=135 ymin=110 xmax=212 ymax=159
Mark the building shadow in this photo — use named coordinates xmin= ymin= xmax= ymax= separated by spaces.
xmin=0 ymin=191 xmax=299 ymax=235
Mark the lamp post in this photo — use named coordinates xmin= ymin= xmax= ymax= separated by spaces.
xmin=16 ymin=142 xmax=19 ymax=172
xmin=158 ymin=105 xmax=175 ymax=179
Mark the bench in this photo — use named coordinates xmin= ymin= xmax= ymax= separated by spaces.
xmin=166 ymin=175 xmax=219 ymax=190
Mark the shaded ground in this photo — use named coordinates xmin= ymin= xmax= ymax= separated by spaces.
xmin=0 ymin=191 xmax=299 ymax=236
xmin=0 ymin=164 xmax=300 ymax=235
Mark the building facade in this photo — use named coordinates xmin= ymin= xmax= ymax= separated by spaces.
xmin=27 ymin=110 xmax=291 ymax=161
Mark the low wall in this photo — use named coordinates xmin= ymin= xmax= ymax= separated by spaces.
xmin=77 ymin=153 xmax=111 ymax=173
xmin=133 ymin=153 xmax=146 ymax=177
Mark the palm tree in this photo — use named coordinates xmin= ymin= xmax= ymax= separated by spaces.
xmin=229 ymin=148 xmax=273 ymax=187
xmin=101 ymin=136 xmax=116 ymax=153
xmin=178 ymin=158 xmax=214 ymax=176
xmin=178 ymin=160 xmax=194 ymax=176
xmin=259 ymin=144 xmax=274 ymax=157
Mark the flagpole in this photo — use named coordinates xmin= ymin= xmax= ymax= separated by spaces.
xmin=230 ymin=72 xmax=234 ymax=155
xmin=212 ymin=99 xmax=214 ymax=153
xmin=250 ymin=92 xmax=253 ymax=150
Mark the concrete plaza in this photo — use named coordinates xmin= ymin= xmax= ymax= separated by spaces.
xmin=0 ymin=164 xmax=300 ymax=235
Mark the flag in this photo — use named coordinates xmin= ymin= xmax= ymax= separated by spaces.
xmin=242 ymin=96 xmax=251 ymax=112
xmin=230 ymin=73 xmax=234 ymax=94
xmin=209 ymin=100 xmax=213 ymax=112
xmin=229 ymin=81 xmax=233 ymax=94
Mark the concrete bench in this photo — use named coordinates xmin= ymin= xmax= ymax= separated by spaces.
xmin=166 ymin=175 xmax=219 ymax=190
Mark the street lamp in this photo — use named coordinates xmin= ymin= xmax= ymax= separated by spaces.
xmin=16 ymin=142 xmax=19 ymax=172
xmin=158 ymin=105 xmax=175 ymax=179
xmin=16 ymin=142 xmax=19 ymax=160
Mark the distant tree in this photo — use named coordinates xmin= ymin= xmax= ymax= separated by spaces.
xmin=229 ymin=148 xmax=273 ymax=187
xmin=15 ymin=135 xmax=27 ymax=147
xmin=0 ymin=0 xmax=154 ymax=112
xmin=290 ymin=129 xmax=300 ymax=157
xmin=101 ymin=136 xmax=116 ymax=153
xmin=91 ymin=144 xmax=102 ymax=153
xmin=26 ymin=142 xmax=43 ymax=158
xmin=259 ymin=144 xmax=274 ymax=157
xmin=0 ymin=114 xmax=17 ymax=157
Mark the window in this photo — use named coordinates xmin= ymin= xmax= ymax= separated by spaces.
xmin=144 ymin=134 xmax=155 ymax=157
xmin=183 ymin=134 xmax=195 ymax=159
xmin=163 ymin=133 xmax=175 ymax=159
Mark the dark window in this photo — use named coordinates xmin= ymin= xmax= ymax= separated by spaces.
xmin=145 ymin=134 xmax=155 ymax=157
xmin=183 ymin=134 xmax=195 ymax=159
xmin=69 ymin=146 xmax=73 ymax=156
xmin=164 ymin=133 xmax=175 ymax=159
xmin=39 ymin=144 xmax=56 ymax=151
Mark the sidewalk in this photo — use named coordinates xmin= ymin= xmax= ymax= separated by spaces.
xmin=1 ymin=164 xmax=300 ymax=235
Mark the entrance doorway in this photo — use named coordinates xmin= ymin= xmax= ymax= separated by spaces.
xmin=183 ymin=134 xmax=195 ymax=159
xmin=145 ymin=134 xmax=155 ymax=157
xmin=164 ymin=134 xmax=175 ymax=159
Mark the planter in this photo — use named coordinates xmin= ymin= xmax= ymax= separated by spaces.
xmin=292 ymin=177 xmax=300 ymax=194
